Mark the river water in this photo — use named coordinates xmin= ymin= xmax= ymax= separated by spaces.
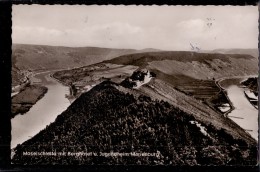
xmin=220 ymin=78 xmax=258 ymax=141
xmin=11 ymin=72 xmax=70 ymax=149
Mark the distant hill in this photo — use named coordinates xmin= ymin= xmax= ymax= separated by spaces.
xmin=139 ymin=48 xmax=161 ymax=52
xmin=12 ymin=44 xmax=134 ymax=71
xmin=105 ymin=51 xmax=258 ymax=81
xmin=12 ymin=44 xmax=161 ymax=85
xmin=12 ymin=81 xmax=257 ymax=165
xmin=204 ymin=48 xmax=258 ymax=58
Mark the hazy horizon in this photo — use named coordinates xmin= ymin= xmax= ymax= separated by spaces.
xmin=12 ymin=5 xmax=258 ymax=51
xmin=12 ymin=42 xmax=258 ymax=52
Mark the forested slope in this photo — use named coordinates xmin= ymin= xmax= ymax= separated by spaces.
xmin=12 ymin=81 xmax=257 ymax=165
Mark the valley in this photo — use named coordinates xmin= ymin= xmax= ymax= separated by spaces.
xmin=53 ymin=51 xmax=257 ymax=116
xmin=12 ymin=44 xmax=160 ymax=87
xmin=11 ymin=45 xmax=258 ymax=165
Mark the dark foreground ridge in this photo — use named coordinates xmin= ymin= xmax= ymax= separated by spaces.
xmin=12 ymin=81 xmax=257 ymax=165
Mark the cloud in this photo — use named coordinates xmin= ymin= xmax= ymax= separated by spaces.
xmin=91 ymin=22 xmax=143 ymax=35
xmin=177 ymin=19 xmax=206 ymax=33
xmin=13 ymin=26 xmax=64 ymax=43
xmin=13 ymin=26 xmax=65 ymax=46
xmin=12 ymin=6 xmax=258 ymax=50
xmin=14 ymin=26 xmax=63 ymax=36
xmin=13 ymin=22 xmax=145 ymax=48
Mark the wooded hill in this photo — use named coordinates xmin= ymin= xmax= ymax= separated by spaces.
xmin=12 ymin=81 xmax=257 ymax=165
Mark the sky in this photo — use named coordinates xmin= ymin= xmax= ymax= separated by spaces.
xmin=12 ymin=5 xmax=258 ymax=51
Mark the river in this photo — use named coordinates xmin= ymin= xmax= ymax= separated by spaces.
xmin=219 ymin=77 xmax=258 ymax=141
xmin=11 ymin=71 xmax=71 ymax=149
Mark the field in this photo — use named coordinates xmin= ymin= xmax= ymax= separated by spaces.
xmin=53 ymin=63 xmax=138 ymax=98
xmin=11 ymin=84 xmax=48 ymax=118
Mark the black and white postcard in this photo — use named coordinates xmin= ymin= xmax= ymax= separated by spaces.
xmin=10 ymin=5 xmax=258 ymax=166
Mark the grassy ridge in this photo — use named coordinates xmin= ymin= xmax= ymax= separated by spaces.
xmin=105 ymin=51 xmax=255 ymax=66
